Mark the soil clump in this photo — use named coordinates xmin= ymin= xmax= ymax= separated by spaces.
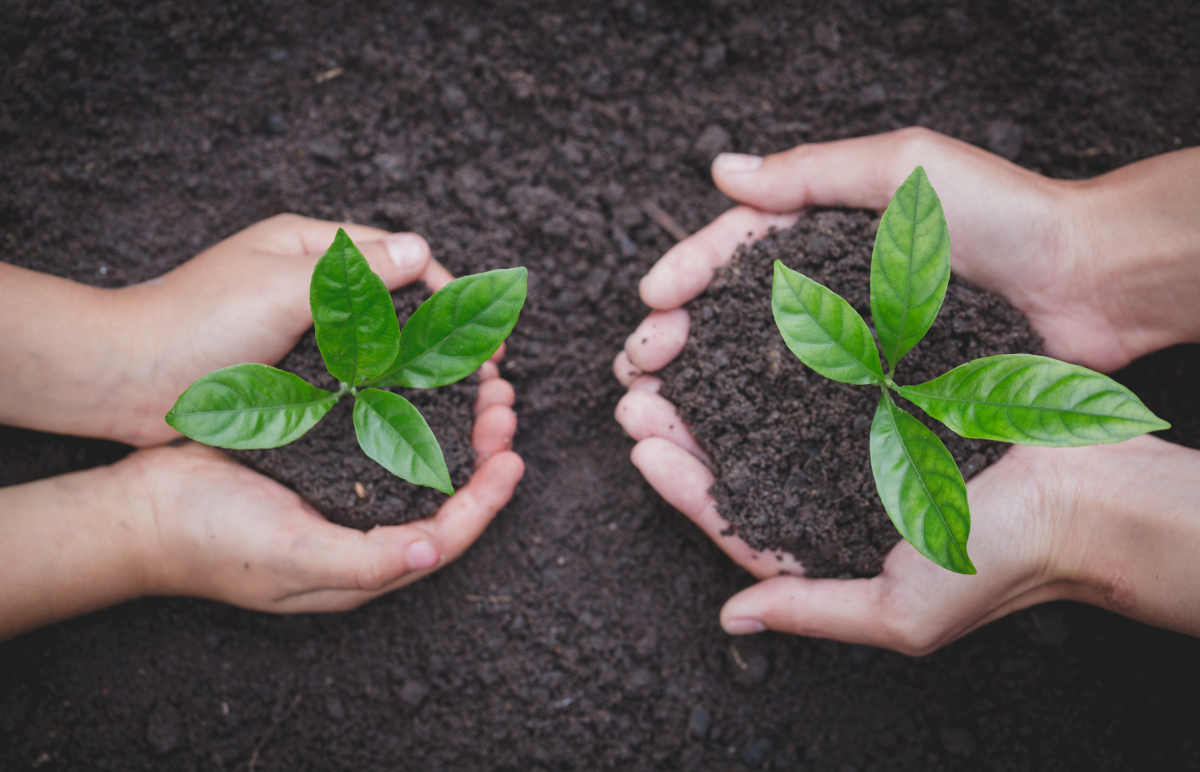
xmin=226 ymin=283 xmax=476 ymax=529
xmin=660 ymin=211 xmax=1043 ymax=577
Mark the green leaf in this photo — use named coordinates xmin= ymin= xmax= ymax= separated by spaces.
xmin=899 ymin=354 xmax=1171 ymax=446
xmin=870 ymin=165 xmax=952 ymax=372
xmin=165 ymin=364 xmax=339 ymax=449
xmin=770 ymin=260 xmax=885 ymax=385
xmin=376 ymin=267 xmax=528 ymax=389
xmin=310 ymin=228 xmax=401 ymax=386
xmin=870 ymin=390 xmax=975 ymax=574
xmin=352 ymin=388 xmax=453 ymax=494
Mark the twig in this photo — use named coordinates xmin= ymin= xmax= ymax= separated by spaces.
xmin=641 ymin=200 xmax=690 ymax=242
xmin=247 ymin=693 xmax=303 ymax=770
xmin=314 ymin=66 xmax=344 ymax=84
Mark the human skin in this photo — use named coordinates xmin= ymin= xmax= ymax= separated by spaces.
xmin=0 ymin=215 xmax=524 ymax=639
xmin=615 ymin=128 xmax=1200 ymax=652
xmin=0 ymin=213 xmax=458 ymax=446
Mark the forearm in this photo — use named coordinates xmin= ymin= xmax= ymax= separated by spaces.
xmin=1055 ymin=436 xmax=1200 ymax=637
xmin=0 ymin=263 xmax=152 ymax=443
xmin=1068 ymin=148 xmax=1200 ymax=359
xmin=0 ymin=460 xmax=153 ymax=640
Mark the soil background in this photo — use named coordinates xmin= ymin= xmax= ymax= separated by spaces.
xmin=1 ymin=1 xmax=1199 ymax=769
xmin=659 ymin=211 xmax=1044 ymax=578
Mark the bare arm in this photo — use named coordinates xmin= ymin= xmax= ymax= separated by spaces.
xmin=0 ymin=214 xmax=433 ymax=445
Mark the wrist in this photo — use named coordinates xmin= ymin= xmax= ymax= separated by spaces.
xmin=0 ymin=456 xmax=156 ymax=639
xmin=1049 ymin=437 xmax=1200 ymax=636
xmin=1064 ymin=150 xmax=1200 ymax=362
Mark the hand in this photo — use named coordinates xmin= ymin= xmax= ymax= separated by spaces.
xmin=616 ymin=128 xmax=1200 ymax=651
xmin=0 ymin=354 xmax=521 ymax=638
xmin=0 ymin=214 xmax=438 ymax=446
xmin=616 ymin=127 xmax=1200 ymax=385
xmin=624 ymin=431 xmax=1200 ymax=654
xmin=135 ymin=352 xmax=521 ymax=613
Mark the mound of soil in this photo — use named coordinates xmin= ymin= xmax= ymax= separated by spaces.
xmin=226 ymin=283 xmax=476 ymax=530
xmin=660 ymin=211 xmax=1043 ymax=577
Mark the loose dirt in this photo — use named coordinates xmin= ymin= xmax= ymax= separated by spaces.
xmin=227 ymin=283 xmax=477 ymax=529
xmin=660 ymin=211 xmax=1042 ymax=577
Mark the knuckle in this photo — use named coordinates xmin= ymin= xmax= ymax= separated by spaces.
xmin=269 ymin=212 xmax=306 ymax=228
xmin=355 ymin=558 xmax=392 ymax=592
xmin=893 ymin=126 xmax=943 ymax=162
xmin=877 ymin=589 xmax=940 ymax=656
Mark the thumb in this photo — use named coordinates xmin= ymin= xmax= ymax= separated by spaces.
xmin=285 ymin=515 xmax=446 ymax=597
xmin=720 ymin=574 xmax=892 ymax=646
xmin=357 ymin=232 xmax=432 ymax=290
xmin=711 ymin=127 xmax=958 ymax=214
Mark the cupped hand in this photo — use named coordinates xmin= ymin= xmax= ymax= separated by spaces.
xmin=115 ymin=214 xmax=439 ymax=446
xmin=127 ymin=353 xmax=522 ymax=613
xmin=615 ymin=128 xmax=1200 ymax=651
xmin=621 ymin=400 xmax=1112 ymax=655
xmin=616 ymin=126 xmax=1193 ymax=387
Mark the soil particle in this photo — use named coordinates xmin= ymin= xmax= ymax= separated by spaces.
xmin=228 ymin=283 xmax=476 ymax=530
xmin=146 ymin=700 xmax=183 ymax=754
xmin=660 ymin=211 xmax=1043 ymax=577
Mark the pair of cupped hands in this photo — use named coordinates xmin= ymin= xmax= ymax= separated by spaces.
xmin=13 ymin=128 xmax=1197 ymax=650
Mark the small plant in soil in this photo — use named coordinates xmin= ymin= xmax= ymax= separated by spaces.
xmin=771 ymin=167 xmax=1168 ymax=573
xmin=167 ymin=229 xmax=527 ymax=494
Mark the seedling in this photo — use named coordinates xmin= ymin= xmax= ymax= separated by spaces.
xmin=771 ymin=167 xmax=1168 ymax=573
xmin=167 ymin=229 xmax=527 ymax=494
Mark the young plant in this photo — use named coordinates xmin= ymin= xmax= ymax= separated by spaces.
xmin=166 ymin=229 xmax=527 ymax=494
xmin=771 ymin=167 xmax=1168 ymax=574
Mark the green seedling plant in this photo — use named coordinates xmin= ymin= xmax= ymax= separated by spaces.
xmin=166 ymin=229 xmax=527 ymax=494
xmin=771 ymin=167 xmax=1169 ymax=574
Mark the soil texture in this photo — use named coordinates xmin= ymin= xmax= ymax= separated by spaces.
xmin=227 ymin=282 xmax=477 ymax=529
xmin=2 ymin=1 xmax=1200 ymax=770
xmin=660 ymin=211 xmax=1042 ymax=577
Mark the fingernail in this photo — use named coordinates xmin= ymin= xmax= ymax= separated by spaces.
xmin=406 ymin=540 xmax=441 ymax=571
xmin=724 ymin=618 xmax=767 ymax=635
xmin=384 ymin=233 xmax=427 ymax=270
xmin=713 ymin=153 xmax=763 ymax=173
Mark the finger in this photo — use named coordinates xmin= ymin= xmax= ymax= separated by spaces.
xmin=477 ymin=361 xmax=500 ymax=381
xmin=615 ymin=390 xmax=709 ymax=463
xmin=426 ymin=450 xmax=524 ymax=564
xmin=358 ymin=233 xmax=432 ymax=290
xmin=488 ymin=342 xmax=507 ymax=365
xmin=630 ymin=438 xmax=800 ymax=578
xmin=472 ymin=404 xmax=517 ymax=462
xmin=268 ymin=509 xmax=449 ymax=604
xmin=273 ymin=451 xmax=525 ymax=612
xmin=639 ymin=206 xmax=800 ymax=310
xmin=628 ymin=374 xmax=663 ymax=393
xmin=241 ymin=213 xmax=394 ymax=256
xmin=711 ymin=128 xmax=994 ymax=215
xmin=624 ymin=309 xmax=690 ymax=372
xmin=720 ymin=575 xmax=892 ymax=644
xmin=613 ymin=350 xmax=643 ymax=387
xmin=422 ymin=259 xmax=456 ymax=292
xmin=475 ymin=377 xmax=515 ymax=414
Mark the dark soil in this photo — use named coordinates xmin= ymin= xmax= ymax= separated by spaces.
xmin=3 ymin=1 xmax=1200 ymax=770
xmin=227 ymin=283 xmax=477 ymax=529
xmin=660 ymin=211 xmax=1043 ymax=578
